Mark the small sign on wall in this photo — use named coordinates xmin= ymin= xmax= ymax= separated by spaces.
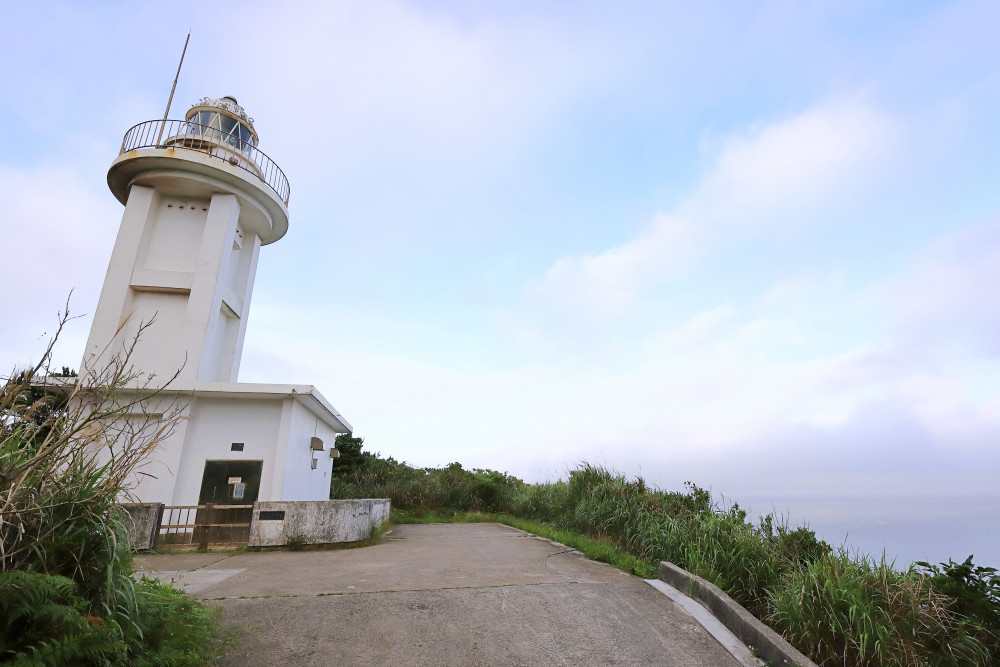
xmin=233 ymin=483 xmax=246 ymax=499
xmin=228 ymin=477 xmax=242 ymax=484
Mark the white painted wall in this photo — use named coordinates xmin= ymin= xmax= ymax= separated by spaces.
xmin=277 ymin=398 xmax=340 ymax=501
xmin=171 ymin=396 xmax=283 ymax=505
xmin=137 ymin=196 xmax=207 ymax=273
xmin=128 ymin=396 xmax=193 ymax=504
xmin=126 ymin=390 xmax=347 ymax=506
xmin=83 ymin=186 xmax=261 ymax=386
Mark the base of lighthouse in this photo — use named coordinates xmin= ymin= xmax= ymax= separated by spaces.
xmin=131 ymin=382 xmax=351 ymax=506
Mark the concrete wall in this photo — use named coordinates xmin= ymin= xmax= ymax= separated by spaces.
xmin=129 ymin=396 xmax=194 ymax=505
xmin=125 ymin=388 xmax=349 ymax=506
xmin=658 ymin=561 xmax=817 ymax=667
xmin=119 ymin=502 xmax=163 ymax=550
xmin=274 ymin=398 xmax=341 ymax=501
xmin=249 ymin=499 xmax=391 ymax=547
xmin=83 ymin=186 xmax=255 ymax=386
xmin=171 ymin=396 xmax=283 ymax=505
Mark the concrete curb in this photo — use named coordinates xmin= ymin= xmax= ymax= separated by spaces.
xmin=658 ymin=561 xmax=817 ymax=667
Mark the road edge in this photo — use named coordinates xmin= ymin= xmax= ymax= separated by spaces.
xmin=655 ymin=562 xmax=817 ymax=667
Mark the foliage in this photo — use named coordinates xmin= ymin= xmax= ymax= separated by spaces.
xmin=0 ymin=571 xmax=227 ymax=666
xmin=334 ymin=441 xmax=997 ymax=667
xmin=917 ymin=555 xmax=1000 ymax=661
xmin=329 ymin=433 xmax=372 ymax=480
xmin=496 ymin=513 xmax=658 ymax=578
xmin=330 ymin=449 xmax=523 ymax=512
xmin=770 ymin=553 xmax=988 ymax=666
xmin=0 ymin=306 xmax=225 ymax=665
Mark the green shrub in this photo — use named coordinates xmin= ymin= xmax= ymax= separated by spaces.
xmin=917 ymin=556 xmax=1000 ymax=661
xmin=1 ymin=311 xmax=225 ymax=665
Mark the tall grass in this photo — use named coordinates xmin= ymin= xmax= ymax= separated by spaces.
xmin=0 ymin=308 xmax=226 ymax=664
xmin=770 ymin=553 xmax=988 ymax=665
xmin=333 ymin=454 xmax=998 ymax=666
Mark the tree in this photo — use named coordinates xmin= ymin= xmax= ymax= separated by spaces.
xmin=330 ymin=433 xmax=370 ymax=478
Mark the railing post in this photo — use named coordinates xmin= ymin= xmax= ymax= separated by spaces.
xmin=200 ymin=503 xmax=214 ymax=550
xmin=154 ymin=503 xmax=165 ymax=549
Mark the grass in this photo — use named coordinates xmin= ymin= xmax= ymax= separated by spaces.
xmin=496 ymin=514 xmax=659 ymax=578
xmin=286 ymin=534 xmax=308 ymax=551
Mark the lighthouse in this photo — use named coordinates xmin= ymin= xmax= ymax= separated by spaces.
xmin=84 ymin=96 xmax=351 ymax=508
xmin=86 ymin=96 xmax=286 ymax=384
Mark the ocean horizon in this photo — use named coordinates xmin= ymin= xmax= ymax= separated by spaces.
xmin=737 ymin=492 xmax=1000 ymax=570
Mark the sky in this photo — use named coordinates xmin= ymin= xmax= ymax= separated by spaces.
xmin=2 ymin=0 xmax=999 ymax=499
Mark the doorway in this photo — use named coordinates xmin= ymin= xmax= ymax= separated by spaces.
xmin=194 ymin=460 xmax=263 ymax=544
xmin=198 ymin=460 xmax=263 ymax=505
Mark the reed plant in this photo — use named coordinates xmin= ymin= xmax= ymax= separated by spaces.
xmin=0 ymin=307 xmax=225 ymax=664
xmin=769 ymin=553 xmax=989 ymax=665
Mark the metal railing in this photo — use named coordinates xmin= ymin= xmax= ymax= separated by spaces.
xmin=156 ymin=504 xmax=253 ymax=548
xmin=119 ymin=119 xmax=290 ymax=205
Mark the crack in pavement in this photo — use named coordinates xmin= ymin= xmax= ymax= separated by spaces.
xmin=543 ymin=548 xmax=578 ymax=581
xmin=205 ymin=580 xmax=583 ymax=601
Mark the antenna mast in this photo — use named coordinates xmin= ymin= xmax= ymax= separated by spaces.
xmin=155 ymin=30 xmax=191 ymax=146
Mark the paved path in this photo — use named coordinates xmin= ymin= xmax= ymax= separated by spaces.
xmin=134 ymin=523 xmax=744 ymax=666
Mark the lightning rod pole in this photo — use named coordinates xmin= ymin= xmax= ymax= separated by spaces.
xmin=155 ymin=30 xmax=191 ymax=146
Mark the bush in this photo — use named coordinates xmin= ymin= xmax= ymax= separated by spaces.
xmin=0 ymin=309 xmax=225 ymax=664
xmin=917 ymin=556 xmax=1000 ymax=661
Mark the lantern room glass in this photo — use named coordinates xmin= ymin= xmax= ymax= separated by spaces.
xmin=186 ymin=110 xmax=256 ymax=152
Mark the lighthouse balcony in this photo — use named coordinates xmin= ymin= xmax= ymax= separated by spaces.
xmin=117 ymin=118 xmax=290 ymax=205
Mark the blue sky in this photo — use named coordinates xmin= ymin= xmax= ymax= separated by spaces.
xmin=2 ymin=0 xmax=999 ymax=497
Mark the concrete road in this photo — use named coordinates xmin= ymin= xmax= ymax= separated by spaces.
xmin=134 ymin=523 xmax=743 ymax=666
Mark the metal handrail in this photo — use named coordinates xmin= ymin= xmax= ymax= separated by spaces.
xmin=118 ymin=119 xmax=290 ymax=205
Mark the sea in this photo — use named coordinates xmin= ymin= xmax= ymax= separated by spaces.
xmin=736 ymin=493 xmax=1000 ymax=570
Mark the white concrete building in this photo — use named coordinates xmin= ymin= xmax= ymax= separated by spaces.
xmin=83 ymin=96 xmax=350 ymax=506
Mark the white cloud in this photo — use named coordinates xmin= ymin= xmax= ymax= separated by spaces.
xmin=534 ymin=213 xmax=697 ymax=312
xmin=687 ymin=98 xmax=895 ymax=232
xmin=886 ymin=222 xmax=1000 ymax=355
xmin=526 ymin=98 xmax=896 ymax=319
xmin=0 ymin=165 xmax=118 ymax=369
xmin=208 ymin=0 xmax=619 ymax=179
xmin=4 ymin=4 xmax=996 ymax=504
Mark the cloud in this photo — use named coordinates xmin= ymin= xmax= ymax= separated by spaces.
xmin=525 ymin=98 xmax=896 ymax=319
xmin=686 ymin=98 xmax=894 ymax=232
xmin=534 ymin=213 xmax=697 ymax=312
xmin=886 ymin=222 xmax=1000 ymax=356
xmin=0 ymin=165 xmax=118 ymax=368
xmin=208 ymin=1 xmax=620 ymax=179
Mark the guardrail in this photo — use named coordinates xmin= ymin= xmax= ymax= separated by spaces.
xmin=157 ymin=504 xmax=252 ymax=548
xmin=119 ymin=119 xmax=290 ymax=205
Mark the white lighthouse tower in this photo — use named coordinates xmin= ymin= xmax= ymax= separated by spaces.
xmin=86 ymin=96 xmax=283 ymax=384
xmin=84 ymin=96 xmax=351 ymax=508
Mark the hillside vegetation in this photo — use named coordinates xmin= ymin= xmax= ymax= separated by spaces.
xmin=331 ymin=437 xmax=999 ymax=667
